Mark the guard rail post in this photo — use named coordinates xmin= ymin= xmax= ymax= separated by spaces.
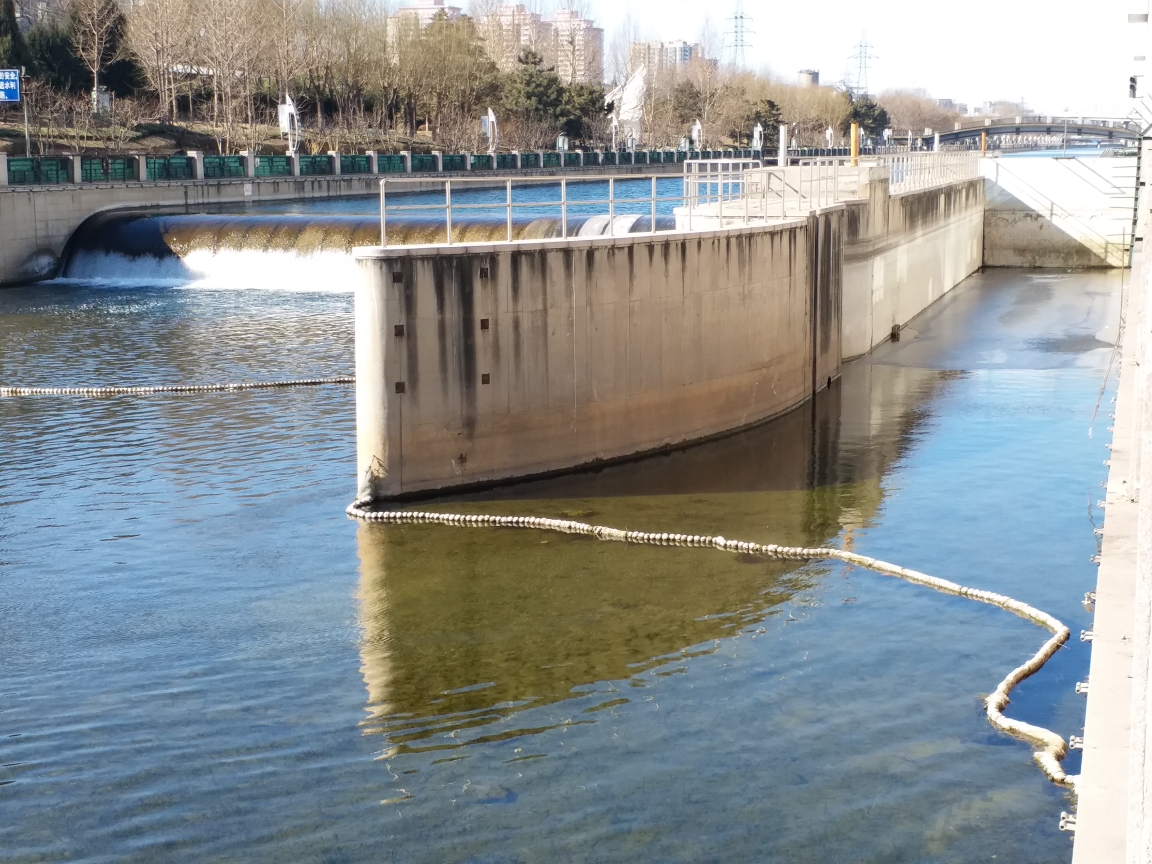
xmin=432 ymin=151 xmax=443 ymax=172
xmin=187 ymin=150 xmax=205 ymax=180
xmin=328 ymin=151 xmax=341 ymax=176
xmin=365 ymin=151 xmax=378 ymax=174
xmin=239 ymin=150 xmax=256 ymax=178
xmin=462 ymin=151 xmax=471 ymax=171
xmin=290 ymin=153 xmax=300 ymax=177
xmin=70 ymin=155 xmax=82 ymax=184
xmin=400 ymin=151 xmax=412 ymax=172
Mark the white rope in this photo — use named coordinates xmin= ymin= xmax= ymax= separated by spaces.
xmin=0 ymin=377 xmax=354 ymax=397
xmin=346 ymin=501 xmax=1076 ymax=788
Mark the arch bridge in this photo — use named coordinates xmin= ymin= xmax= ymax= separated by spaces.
xmin=938 ymin=117 xmax=1138 ymax=147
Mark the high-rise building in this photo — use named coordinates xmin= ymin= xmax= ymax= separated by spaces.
xmin=482 ymin=4 xmax=549 ymax=72
xmin=392 ymin=0 xmax=462 ymax=28
xmin=628 ymin=40 xmax=706 ymax=76
xmin=547 ymin=9 xmax=604 ymax=84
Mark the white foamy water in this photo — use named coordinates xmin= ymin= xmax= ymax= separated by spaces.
xmin=63 ymin=248 xmax=360 ymax=293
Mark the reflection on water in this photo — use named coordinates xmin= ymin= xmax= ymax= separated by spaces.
xmin=354 ymin=365 xmax=957 ymax=754
xmin=0 ymin=268 xmax=1120 ymax=862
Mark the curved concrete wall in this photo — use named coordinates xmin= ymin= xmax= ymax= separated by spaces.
xmin=354 ymin=213 xmax=843 ymax=499
xmin=353 ymin=174 xmax=987 ymax=500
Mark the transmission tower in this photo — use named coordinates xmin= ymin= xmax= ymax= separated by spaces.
xmin=727 ymin=1 xmax=754 ymax=68
xmin=848 ymin=35 xmax=877 ymax=98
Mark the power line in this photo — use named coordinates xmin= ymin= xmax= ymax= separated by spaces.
xmin=848 ymin=34 xmax=877 ymax=98
xmin=727 ymin=1 xmax=754 ymax=68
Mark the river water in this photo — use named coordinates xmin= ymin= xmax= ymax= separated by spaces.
xmin=0 ymin=259 xmax=1119 ymax=862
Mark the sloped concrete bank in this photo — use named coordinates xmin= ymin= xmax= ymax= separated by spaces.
xmin=352 ymin=175 xmax=985 ymax=500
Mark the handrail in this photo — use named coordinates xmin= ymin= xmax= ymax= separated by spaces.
xmin=375 ymin=152 xmax=985 ymax=247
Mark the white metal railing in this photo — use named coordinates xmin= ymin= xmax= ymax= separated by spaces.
xmin=378 ymin=174 xmax=683 ymax=246
xmin=870 ymin=151 xmax=982 ymax=194
xmin=376 ymin=152 xmax=985 ymax=246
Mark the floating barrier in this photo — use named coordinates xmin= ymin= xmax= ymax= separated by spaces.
xmin=346 ymin=501 xmax=1076 ymax=788
xmin=0 ymin=377 xmax=354 ymax=397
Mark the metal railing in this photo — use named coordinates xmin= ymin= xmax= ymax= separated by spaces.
xmin=378 ymin=174 xmax=683 ymax=246
xmin=872 ymin=151 xmax=982 ymax=193
xmin=376 ymin=152 xmax=986 ymax=247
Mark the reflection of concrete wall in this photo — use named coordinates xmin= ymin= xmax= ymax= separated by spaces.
xmin=355 ymin=211 xmax=843 ymax=499
xmin=353 ymin=362 xmax=956 ymax=747
xmin=982 ymin=156 xmax=1136 ymax=268
xmin=842 ymin=178 xmax=985 ymax=359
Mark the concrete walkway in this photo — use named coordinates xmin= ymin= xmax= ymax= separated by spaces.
xmin=1072 ymin=144 xmax=1149 ymax=863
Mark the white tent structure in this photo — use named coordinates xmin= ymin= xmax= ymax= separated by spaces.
xmin=606 ymin=65 xmax=646 ymax=142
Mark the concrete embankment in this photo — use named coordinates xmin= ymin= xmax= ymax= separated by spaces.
xmin=1072 ymin=150 xmax=1148 ymax=862
xmin=0 ymin=163 xmax=677 ymax=285
xmin=352 ymin=174 xmax=984 ymax=500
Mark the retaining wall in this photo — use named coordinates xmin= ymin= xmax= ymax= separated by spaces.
xmin=841 ymin=175 xmax=985 ymax=358
xmin=353 ymin=173 xmax=988 ymax=499
xmin=354 ymin=212 xmax=841 ymax=499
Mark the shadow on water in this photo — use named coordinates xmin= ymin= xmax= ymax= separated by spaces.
xmin=355 ymin=364 xmax=961 ymax=754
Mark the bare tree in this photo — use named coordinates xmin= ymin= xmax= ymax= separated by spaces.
xmin=124 ymin=0 xmax=193 ymax=119
xmin=69 ymin=0 xmax=122 ymax=112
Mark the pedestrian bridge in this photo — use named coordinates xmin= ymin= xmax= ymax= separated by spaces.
xmin=939 ymin=117 xmax=1137 ymax=146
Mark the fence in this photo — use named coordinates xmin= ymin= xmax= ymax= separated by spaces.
xmin=0 ymin=147 xmax=976 ymax=189
xmin=376 ymin=151 xmax=987 ymax=247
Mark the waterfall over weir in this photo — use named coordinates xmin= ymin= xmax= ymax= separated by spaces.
xmin=61 ymin=211 xmax=676 ymax=291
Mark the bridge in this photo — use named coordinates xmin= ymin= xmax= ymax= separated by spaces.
xmin=938 ymin=116 xmax=1138 ymax=147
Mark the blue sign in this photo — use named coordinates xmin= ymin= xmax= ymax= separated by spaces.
xmin=0 ymin=69 xmax=21 ymax=103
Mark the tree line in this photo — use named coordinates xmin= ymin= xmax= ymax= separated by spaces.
xmin=0 ymin=0 xmax=959 ymax=156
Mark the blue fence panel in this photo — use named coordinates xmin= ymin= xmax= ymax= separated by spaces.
xmin=8 ymin=157 xmax=71 ymax=184
xmin=203 ymin=155 xmax=246 ymax=179
xmin=81 ymin=156 xmax=137 ymax=182
xmin=298 ymin=154 xmax=333 ymax=176
xmin=255 ymin=155 xmax=293 ymax=177
xmin=341 ymin=154 xmax=371 ymax=174
xmin=378 ymin=154 xmax=407 ymax=173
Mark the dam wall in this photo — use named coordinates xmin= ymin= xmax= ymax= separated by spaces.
xmin=0 ymin=163 xmax=678 ymax=285
xmin=352 ymin=174 xmax=985 ymax=500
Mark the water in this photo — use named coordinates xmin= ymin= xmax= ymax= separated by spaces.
xmin=60 ymin=179 xmax=688 ymax=290
xmin=0 ymin=265 xmax=1120 ymax=862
